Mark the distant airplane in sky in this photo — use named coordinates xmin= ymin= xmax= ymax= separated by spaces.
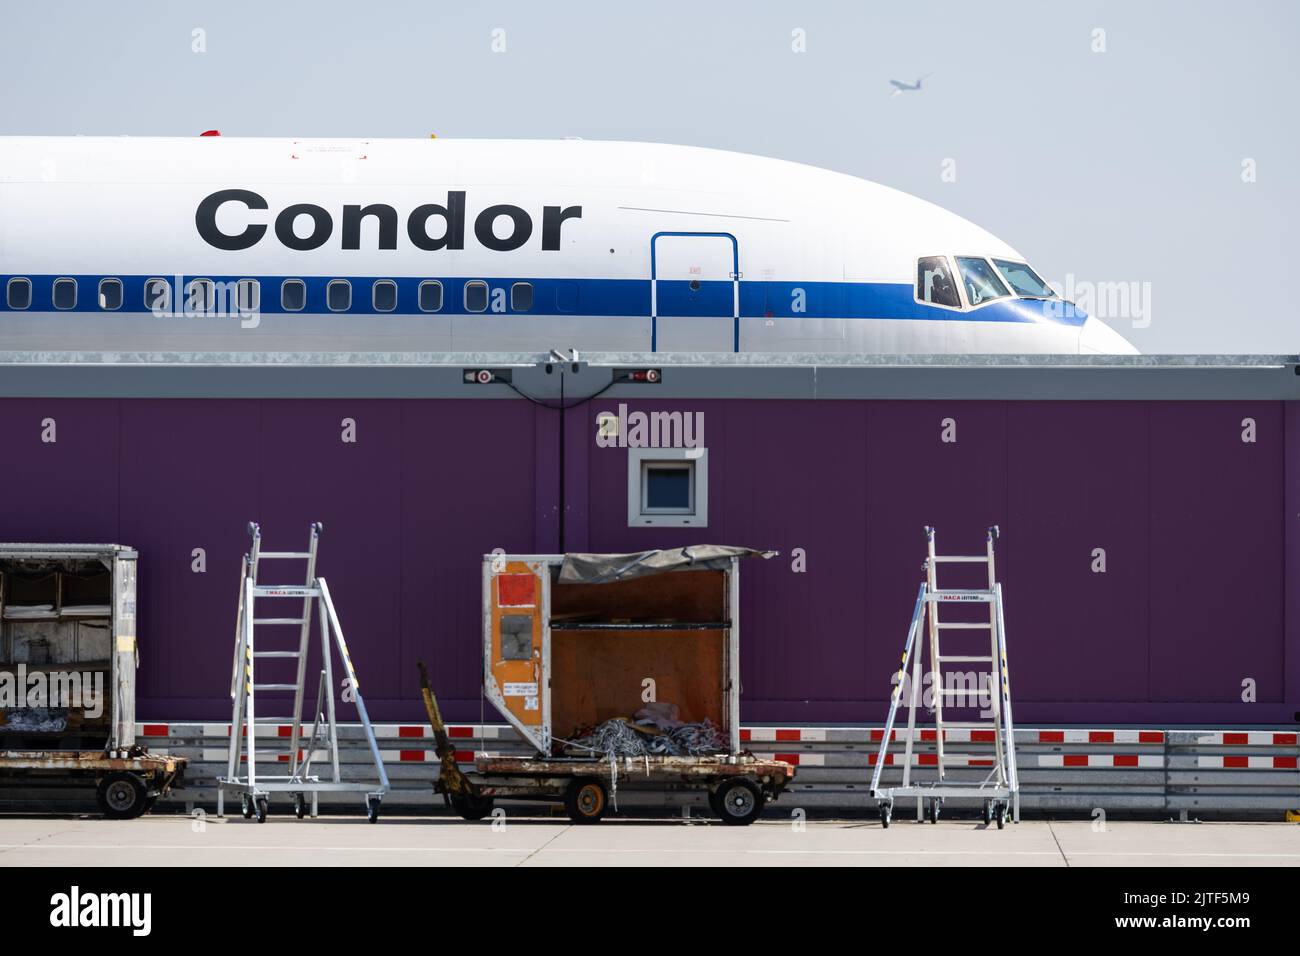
xmin=889 ymin=74 xmax=932 ymax=96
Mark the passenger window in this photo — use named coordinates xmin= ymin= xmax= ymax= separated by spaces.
xmin=98 ymin=278 xmax=123 ymax=310
xmin=52 ymin=277 xmax=78 ymax=310
xmin=373 ymin=279 xmax=398 ymax=312
xmin=511 ymin=282 xmax=533 ymax=312
xmin=144 ymin=278 xmax=171 ymax=313
xmin=327 ymin=279 xmax=351 ymax=312
xmin=917 ymin=257 xmax=960 ymax=309
xmin=186 ymin=278 xmax=215 ymax=313
xmin=418 ymin=280 xmax=443 ymax=312
xmin=955 ymin=256 xmax=1011 ymax=307
xmin=282 ymin=279 xmax=306 ymax=311
xmin=464 ymin=280 xmax=488 ymax=313
xmin=236 ymin=279 xmax=260 ymax=313
xmin=6 ymin=277 xmax=32 ymax=310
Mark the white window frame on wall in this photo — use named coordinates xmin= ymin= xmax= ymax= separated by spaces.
xmin=627 ymin=446 xmax=708 ymax=528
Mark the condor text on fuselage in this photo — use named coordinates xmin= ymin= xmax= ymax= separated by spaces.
xmin=195 ymin=188 xmax=583 ymax=253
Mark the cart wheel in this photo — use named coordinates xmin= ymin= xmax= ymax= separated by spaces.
xmin=564 ymin=778 xmax=608 ymax=824
xmin=927 ymin=798 xmax=941 ymax=824
xmin=449 ymin=792 xmax=495 ymax=822
xmin=879 ymin=802 xmax=892 ymax=828
xmin=996 ymin=802 xmax=1007 ymax=830
xmin=96 ymin=772 xmax=148 ymax=820
xmin=982 ymin=800 xmax=993 ymax=825
xmin=240 ymin=794 xmax=253 ymax=819
xmin=293 ymin=794 xmax=306 ymax=819
xmin=715 ymin=778 xmax=764 ymax=826
xmin=255 ymin=798 xmax=268 ymax=824
xmin=367 ymin=797 xmax=381 ymax=824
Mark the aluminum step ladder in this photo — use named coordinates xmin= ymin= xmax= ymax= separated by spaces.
xmin=868 ymin=526 xmax=1019 ymax=827
xmin=217 ymin=522 xmax=390 ymax=822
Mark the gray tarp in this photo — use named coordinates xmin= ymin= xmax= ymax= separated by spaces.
xmin=557 ymin=545 xmax=775 ymax=584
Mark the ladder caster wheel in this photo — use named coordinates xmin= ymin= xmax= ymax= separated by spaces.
xmin=367 ymin=797 xmax=381 ymax=824
xmin=995 ymin=802 xmax=1007 ymax=829
xmin=293 ymin=794 xmax=306 ymax=819
xmin=927 ymin=798 xmax=941 ymax=824
xmin=982 ymin=800 xmax=993 ymax=825
xmin=879 ymin=803 xmax=892 ymax=828
xmin=240 ymin=795 xmax=253 ymax=819
xmin=255 ymin=798 xmax=268 ymax=824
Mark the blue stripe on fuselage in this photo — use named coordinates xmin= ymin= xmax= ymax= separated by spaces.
xmin=0 ymin=274 xmax=1089 ymax=326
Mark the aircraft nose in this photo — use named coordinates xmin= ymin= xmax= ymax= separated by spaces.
xmin=1078 ymin=316 xmax=1139 ymax=355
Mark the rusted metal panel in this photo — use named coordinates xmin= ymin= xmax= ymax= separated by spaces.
xmin=0 ymin=750 xmax=178 ymax=773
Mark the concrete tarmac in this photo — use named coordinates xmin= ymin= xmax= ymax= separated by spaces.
xmin=1 ymin=814 xmax=1298 ymax=866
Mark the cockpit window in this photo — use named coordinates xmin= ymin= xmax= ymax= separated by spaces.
xmin=917 ymin=256 xmax=961 ymax=309
xmin=955 ymin=256 xmax=1011 ymax=307
xmin=992 ymin=259 xmax=1056 ymax=299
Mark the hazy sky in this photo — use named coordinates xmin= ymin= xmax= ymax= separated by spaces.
xmin=3 ymin=0 xmax=1296 ymax=353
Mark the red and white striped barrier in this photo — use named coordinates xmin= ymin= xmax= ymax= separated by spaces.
xmin=1184 ymin=731 xmax=1297 ymax=747
xmin=1036 ymin=754 xmax=1162 ymax=768
xmin=1195 ymin=755 xmax=1298 ymax=769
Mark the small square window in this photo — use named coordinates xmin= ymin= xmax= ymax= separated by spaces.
xmin=52 ymin=277 xmax=78 ymax=310
xmin=98 ymin=278 xmax=123 ymax=310
xmin=282 ymin=279 xmax=306 ymax=311
xmin=327 ymin=279 xmax=351 ymax=312
xmin=644 ymin=465 xmax=692 ymax=511
xmin=6 ymin=277 xmax=32 ymax=310
xmin=511 ymin=282 xmax=533 ymax=311
xmin=373 ymin=279 xmax=397 ymax=312
xmin=464 ymin=280 xmax=488 ymax=313
xmin=419 ymin=280 xmax=443 ymax=312
xmin=627 ymin=447 xmax=708 ymax=527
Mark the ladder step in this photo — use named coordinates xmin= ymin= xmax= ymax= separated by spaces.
xmin=937 ymin=622 xmax=992 ymax=629
xmin=253 ymin=618 xmax=307 ymax=625
xmin=937 ymin=687 xmax=991 ymax=695
xmin=932 ymin=556 xmax=990 ymax=563
xmin=253 ymin=651 xmax=302 ymax=659
xmin=253 ymin=683 xmax=299 ymax=691
xmin=259 ymin=551 xmax=313 ymax=559
xmin=252 ymin=716 xmax=301 ymax=723
xmin=252 ymin=587 xmax=320 ymax=598
xmin=940 ymin=722 xmax=999 ymax=729
xmin=937 ymin=655 xmax=993 ymax=663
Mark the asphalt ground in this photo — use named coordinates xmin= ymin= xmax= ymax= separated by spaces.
xmin=2 ymin=814 xmax=1297 ymax=867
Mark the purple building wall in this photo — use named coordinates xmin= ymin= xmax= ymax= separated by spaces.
xmin=0 ymin=396 xmax=1294 ymax=726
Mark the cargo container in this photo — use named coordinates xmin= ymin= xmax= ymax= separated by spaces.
xmin=0 ymin=543 xmax=184 ymax=817
xmin=419 ymin=546 xmax=795 ymax=824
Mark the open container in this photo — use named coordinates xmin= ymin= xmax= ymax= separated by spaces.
xmin=0 ymin=543 xmax=183 ymax=817
xmin=428 ymin=546 xmax=794 ymax=824
xmin=483 ymin=546 xmax=761 ymax=755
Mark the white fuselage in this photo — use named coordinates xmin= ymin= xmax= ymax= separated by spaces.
xmin=0 ymin=136 xmax=1136 ymax=354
